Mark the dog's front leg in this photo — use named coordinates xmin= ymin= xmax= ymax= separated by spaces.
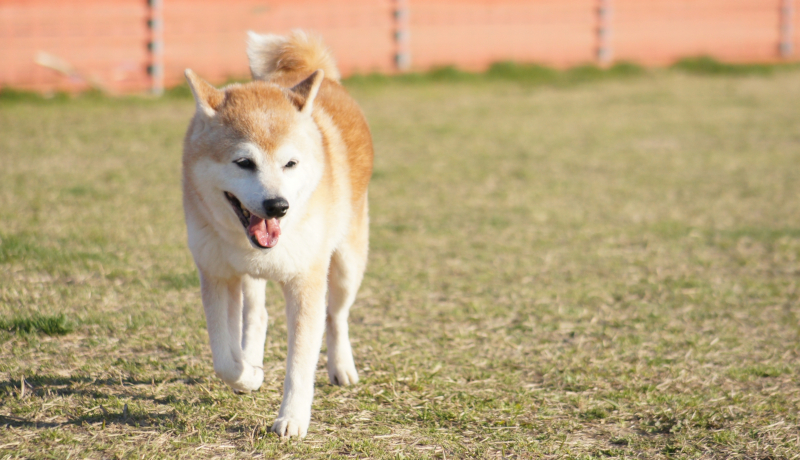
xmin=200 ymin=272 xmax=265 ymax=393
xmin=271 ymin=265 xmax=327 ymax=438
xmin=241 ymin=275 xmax=268 ymax=370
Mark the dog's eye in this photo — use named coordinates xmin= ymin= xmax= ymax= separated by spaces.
xmin=234 ymin=158 xmax=256 ymax=170
xmin=284 ymin=160 xmax=298 ymax=169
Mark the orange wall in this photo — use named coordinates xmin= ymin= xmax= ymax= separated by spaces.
xmin=162 ymin=0 xmax=395 ymax=88
xmin=613 ymin=0 xmax=785 ymax=65
xmin=409 ymin=0 xmax=596 ymax=70
xmin=0 ymin=0 xmax=798 ymax=94
xmin=0 ymin=0 xmax=150 ymax=93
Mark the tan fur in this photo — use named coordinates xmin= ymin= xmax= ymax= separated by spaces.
xmin=274 ymin=86 xmax=373 ymax=207
xmin=182 ymin=31 xmax=373 ymax=439
xmin=219 ymin=83 xmax=296 ymax=154
xmin=248 ymin=30 xmax=341 ymax=83
xmin=246 ymin=30 xmax=373 ymax=207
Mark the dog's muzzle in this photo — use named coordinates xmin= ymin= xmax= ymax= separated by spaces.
xmin=224 ymin=192 xmax=283 ymax=249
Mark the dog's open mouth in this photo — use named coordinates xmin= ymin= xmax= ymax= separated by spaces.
xmin=224 ymin=192 xmax=281 ymax=249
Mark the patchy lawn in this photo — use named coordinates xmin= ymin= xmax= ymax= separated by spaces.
xmin=1 ymin=68 xmax=799 ymax=458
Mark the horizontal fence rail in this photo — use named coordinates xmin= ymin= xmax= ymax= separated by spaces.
xmin=0 ymin=0 xmax=798 ymax=94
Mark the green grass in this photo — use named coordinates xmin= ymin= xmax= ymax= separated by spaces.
xmin=670 ymin=56 xmax=800 ymax=76
xmin=3 ymin=56 xmax=796 ymax=103
xmin=1 ymin=67 xmax=800 ymax=458
xmin=344 ymin=61 xmax=646 ymax=87
xmin=0 ymin=313 xmax=74 ymax=336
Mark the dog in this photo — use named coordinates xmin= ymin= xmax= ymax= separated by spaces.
xmin=182 ymin=30 xmax=373 ymax=438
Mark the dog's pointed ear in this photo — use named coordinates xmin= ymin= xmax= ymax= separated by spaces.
xmin=289 ymin=69 xmax=324 ymax=114
xmin=185 ymin=69 xmax=223 ymax=117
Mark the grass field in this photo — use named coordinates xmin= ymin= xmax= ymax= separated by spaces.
xmin=1 ymin=67 xmax=799 ymax=459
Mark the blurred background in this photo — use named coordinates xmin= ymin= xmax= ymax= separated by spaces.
xmin=1 ymin=0 xmax=798 ymax=94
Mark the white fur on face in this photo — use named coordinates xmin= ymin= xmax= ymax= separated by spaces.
xmin=191 ymin=116 xmax=324 ymax=237
xmin=228 ymin=141 xmax=284 ymax=216
xmin=269 ymin=118 xmax=325 ymax=221
xmin=191 ymin=158 xmax=248 ymax=236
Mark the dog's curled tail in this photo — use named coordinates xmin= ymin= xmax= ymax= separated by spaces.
xmin=247 ymin=30 xmax=341 ymax=83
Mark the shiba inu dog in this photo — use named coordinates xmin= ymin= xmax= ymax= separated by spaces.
xmin=182 ymin=30 xmax=372 ymax=438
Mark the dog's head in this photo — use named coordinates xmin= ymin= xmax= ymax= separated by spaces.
xmin=183 ymin=69 xmax=325 ymax=249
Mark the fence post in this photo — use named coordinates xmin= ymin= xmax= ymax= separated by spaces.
xmin=780 ymin=0 xmax=795 ymax=57
xmin=597 ymin=0 xmax=612 ymax=65
xmin=148 ymin=0 xmax=164 ymax=95
xmin=394 ymin=0 xmax=411 ymax=71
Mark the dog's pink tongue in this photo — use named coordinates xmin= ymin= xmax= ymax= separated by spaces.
xmin=248 ymin=215 xmax=280 ymax=248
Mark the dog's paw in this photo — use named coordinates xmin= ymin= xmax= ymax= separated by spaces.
xmin=271 ymin=416 xmax=308 ymax=438
xmin=327 ymin=359 xmax=359 ymax=386
xmin=220 ymin=363 xmax=264 ymax=394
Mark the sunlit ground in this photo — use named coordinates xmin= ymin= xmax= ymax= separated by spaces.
xmin=1 ymin=68 xmax=799 ymax=458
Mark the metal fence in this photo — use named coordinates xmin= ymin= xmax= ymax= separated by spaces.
xmin=0 ymin=0 xmax=797 ymax=94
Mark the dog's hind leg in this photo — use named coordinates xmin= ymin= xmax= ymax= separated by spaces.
xmin=325 ymin=200 xmax=368 ymax=386
xmin=200 ymin=272 xmax=265 ymax=393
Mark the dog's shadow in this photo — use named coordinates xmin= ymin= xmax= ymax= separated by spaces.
xmin=0 ymin=375 xmax=205 ymax=429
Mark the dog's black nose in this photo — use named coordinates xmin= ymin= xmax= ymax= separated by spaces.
xmin=263 ymin=197 xmax=289 ymax=218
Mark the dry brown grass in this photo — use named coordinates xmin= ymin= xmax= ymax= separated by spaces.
xmin=1 ymin=69 xmax=799 ymax=458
